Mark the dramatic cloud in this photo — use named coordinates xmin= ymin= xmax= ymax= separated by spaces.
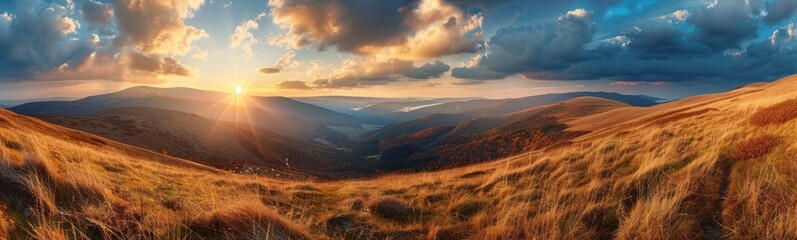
xmin=80 ymin=0 xmax=113 ymax=30
xmin=0 ymin=1 xmax=90 ymax=81
xmin=268 ymin=0 xmax=484 ymax=60
xmin=230 ymin=20 xmax=258 ymax=57
xmin=113 ymin=0 xmax=208 ymax=55
xmin=452 ymin=1 xmax=797 ymax=84
xmin=0 ymin=0 xmax=204 ymax=83
xmin=259 ymin=51 xmax=296 ymax=74
xmin=108 ymin=0 xmax=207 ymax=79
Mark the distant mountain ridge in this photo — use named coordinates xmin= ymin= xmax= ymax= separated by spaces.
xmin=358 ymin=92 xmax=659 ymax=142
xmin=9 ymin=86 xmax=362 ymax=143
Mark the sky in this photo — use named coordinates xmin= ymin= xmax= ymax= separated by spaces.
xmin=1 ymin=0 xmax=797 ymax=100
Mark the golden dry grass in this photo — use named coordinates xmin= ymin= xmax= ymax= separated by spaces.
xmin=2 ymin=76 xmax=797 ymax=239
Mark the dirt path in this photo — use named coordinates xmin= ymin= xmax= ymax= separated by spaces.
xmin=703 ymin=157 xmax=732 ymax=240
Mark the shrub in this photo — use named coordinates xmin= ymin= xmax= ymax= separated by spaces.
xmin=366 ymin=197 xmax=417 ymax=222
xmin=731 ymin=134 xmax=780 ymax=161
xmin=750 ymin=98 xmax=797 ymax=126
xmin=187 ymin=203 xmax=311 ymax=240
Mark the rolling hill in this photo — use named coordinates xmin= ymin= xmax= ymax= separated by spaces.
xmin=36 ymin=107 xmax=369 ymax=180
xmin=1 ymin=75 xmax=797 ymax=239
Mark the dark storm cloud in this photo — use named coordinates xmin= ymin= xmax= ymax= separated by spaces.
xmin=453 ymin=1 xmax=797 ymax=84
xmin=452 ymin=9 xmax=596 ymax=80
xmin=763 ymin=0 xmax=797 ymax=24
xmin=401 ymin=61 xmax=451 ymax=79
xmin=687 ymin=0 xmax=758 ymax=50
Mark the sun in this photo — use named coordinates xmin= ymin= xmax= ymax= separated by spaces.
xmin=235 ymin=86 xmax=243 ymax=95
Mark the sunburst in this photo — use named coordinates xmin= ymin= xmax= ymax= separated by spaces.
xmin=200 ymin=68 xmax=263 ymax=135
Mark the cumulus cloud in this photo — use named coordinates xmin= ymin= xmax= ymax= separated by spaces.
xmin=113 ymin=0 xmax=208 ymax=55
xmin=259 ymin=51 xmax=296 ymax=74
xmin=230 ymin=20 xmax=258 ymax=57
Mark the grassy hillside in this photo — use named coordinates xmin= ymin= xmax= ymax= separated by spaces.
xmin=2 ymin=75 xmax=797 ymax=239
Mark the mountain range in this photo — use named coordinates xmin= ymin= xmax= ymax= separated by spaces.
xmin=2 ymin=75 xmax=796 ymax=239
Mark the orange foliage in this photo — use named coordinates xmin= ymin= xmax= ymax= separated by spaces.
xmin=731 ymin=134 xmax=780 ymax=161
xmin=750 ymin=98 xmax=797 ymax=126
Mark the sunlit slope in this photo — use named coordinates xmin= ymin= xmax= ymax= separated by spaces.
xmin=1 ymin=75 xmax=797 ymax=239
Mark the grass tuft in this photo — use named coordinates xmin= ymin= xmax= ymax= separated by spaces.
xmin=187 ymin=202 xmax=312 ymax=240
xmin=450 ymin=200 xmax=489 ymax=220
xmin=366 ymin=197 xmax=418 ymax=223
